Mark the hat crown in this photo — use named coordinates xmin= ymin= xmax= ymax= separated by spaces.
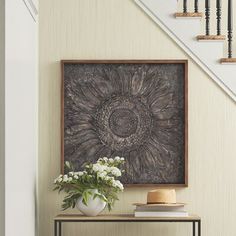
xmin=147 ymin=189 xmax=176 ymax=204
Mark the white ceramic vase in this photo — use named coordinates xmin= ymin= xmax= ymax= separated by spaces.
xmin=76 ymin=189 xmax=106 ymax=216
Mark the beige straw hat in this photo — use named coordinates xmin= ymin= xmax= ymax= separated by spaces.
xmin=147 ymin=189 xmax=176 ymax=204
xmin=134 ymin=189 xmax=184 ymax=207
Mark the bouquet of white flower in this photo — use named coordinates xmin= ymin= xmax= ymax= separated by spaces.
xmin=53 ymin=156 xmax=125 ymax=211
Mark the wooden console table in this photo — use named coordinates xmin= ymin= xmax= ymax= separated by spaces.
xmin=54 ymin=214 xmax=201 ymax=236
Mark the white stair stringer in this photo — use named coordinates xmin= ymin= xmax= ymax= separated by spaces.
xmin=134 ymin=0 xmax=236 ymax=102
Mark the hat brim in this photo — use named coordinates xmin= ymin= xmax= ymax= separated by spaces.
xmin=133 ymin=203 xmax=185 ymax=207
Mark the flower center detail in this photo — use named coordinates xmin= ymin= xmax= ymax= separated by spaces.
xmin=109 ymin=108 xmax=138 ymax=138
xmin=95 ymin=96 xmax=153 ymax=151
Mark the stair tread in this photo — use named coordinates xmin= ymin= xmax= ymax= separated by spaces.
xmin=220 ymin=58 xmax=236 ymax=64
xmin=197 ymin=35 xmax=226 ymax=41
xmin=175 ymin=12 xmax=203 ymax=18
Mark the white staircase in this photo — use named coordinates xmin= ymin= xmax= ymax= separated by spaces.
xmin=134 ymin=0 xmax=236 ymax=101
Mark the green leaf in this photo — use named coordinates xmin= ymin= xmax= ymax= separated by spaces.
xmin=65 ymin=161 xmax=71 ymax=169
xmin=53 ymin=186 xmax=60 ymax=191
xmin=72 ymin=199 xmax=76 ymax=208
xmin=107 ymin=203 xmax=112 ymax=211
xmin=82 ymin=191 xmax=89 ymax=206
xmin=93 ymin=193 xmax=99 ymax=200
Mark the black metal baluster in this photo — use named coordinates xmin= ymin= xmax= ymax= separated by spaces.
xmin=216 ymin=0 xmax=222 ymax=35
xmin=205 ymin=0 xmax=210 ymax=35
xmin=195 ymin=0 xmax=199 ymax=13
xmin=227 ymin=0 xmax=233 ymax=58
xmin=183 ymin=0 xmax=187 ymax=13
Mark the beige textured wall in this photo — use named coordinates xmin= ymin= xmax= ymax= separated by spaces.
xmin=0 ymin=0 xmax=5 ymax=235
xmin=39 ymin=0 xmax=236 ymax=236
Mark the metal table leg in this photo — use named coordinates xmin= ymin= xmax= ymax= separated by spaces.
xmin=54 ymin=220 xmax=57 ymax=236
xmin=198 ymin=220 xmax=201 ymax=236
xmin=193 ymin=221 xmax=196 ymax=236
xmin=59 ymin=221 xmax=62 ymax=236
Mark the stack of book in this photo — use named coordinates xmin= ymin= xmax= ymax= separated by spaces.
xmin=134 ymin=203 xmax=188 ymax=217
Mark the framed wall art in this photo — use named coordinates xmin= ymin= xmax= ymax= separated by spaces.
xmin=61 ymin=60 xmax=188 ymax=187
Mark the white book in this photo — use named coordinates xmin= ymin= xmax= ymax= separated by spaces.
xmin=135 ymin=205 xmax=185 ymax=212
xmin=134 ymin=211 xmax=188 ymax=217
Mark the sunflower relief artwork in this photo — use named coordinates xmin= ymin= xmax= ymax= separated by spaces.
xmin=62 ymin=61 xmax=187 ymax=186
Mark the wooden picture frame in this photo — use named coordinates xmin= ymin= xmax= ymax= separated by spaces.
xmin=61 ymin=60 xmax=188 ymax=187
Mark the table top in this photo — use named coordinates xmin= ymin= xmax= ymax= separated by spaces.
xmin=54 ymin=214 xmax=201 ymax=222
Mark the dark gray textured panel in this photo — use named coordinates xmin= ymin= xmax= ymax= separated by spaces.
xmin=63 ymin=62 xmax=186 ymax=185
